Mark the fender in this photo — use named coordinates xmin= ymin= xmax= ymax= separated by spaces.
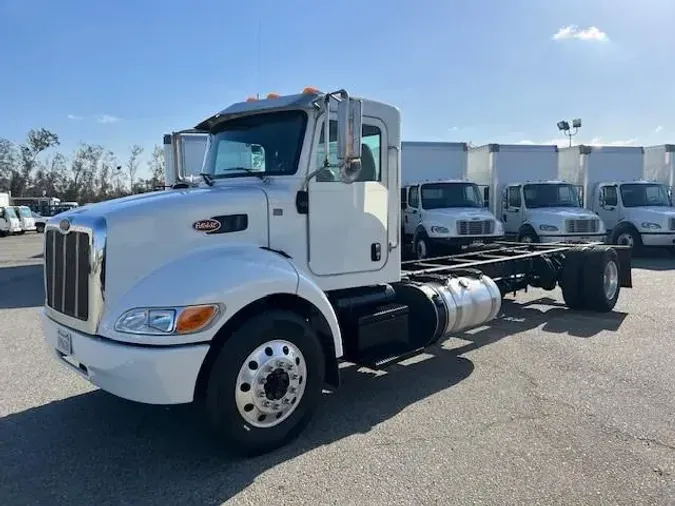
xmin=98 ymin=244 xmax=338 ymax=350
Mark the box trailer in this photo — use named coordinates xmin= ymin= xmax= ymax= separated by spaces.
xmin=560 ymin=144 xmax=675 ymax=252
xmin=467 ymin=143 xmax=605 ymax=243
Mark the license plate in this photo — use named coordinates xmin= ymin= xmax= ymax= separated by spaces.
xmin=56 ymin=328 xmax=73 ymax=355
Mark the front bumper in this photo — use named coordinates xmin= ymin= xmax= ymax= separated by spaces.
xmin=538 ymin=233 xmax=607 ymax=244
xmin=431 ymin=235 xmax=505 ymax=247
xmin=41 ymin=310 xmax=209 ymax=405
xmin=640 ymin=232 xmax=675 ymax=247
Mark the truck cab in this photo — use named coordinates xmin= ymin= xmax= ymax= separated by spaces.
xmin=401 ymin=179 xmax=504 ymax=258
xmin=0 ymin=205 xmax=22 ymax=237
xmin=13 ymin=205 xmax=37 ymax=233
xmin=500 ymin=180 xmax=606 ymax=243
xmin=590 ymin=180 xmax=675 ymax=250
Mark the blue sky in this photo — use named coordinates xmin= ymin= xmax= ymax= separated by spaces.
xmin=1 ymin=0 xmax=674 ymax=177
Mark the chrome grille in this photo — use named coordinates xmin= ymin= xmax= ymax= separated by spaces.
xmin=565 ymin=219 xmax=599 ymax=234
xmin=45 ymin=229 xmax=91 ymax=321
xmin=669 ymin=217 xmax=675 ymax=231
xmin=457 ymin=220 xmax=495 ymax=235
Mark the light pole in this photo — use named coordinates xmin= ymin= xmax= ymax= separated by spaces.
xmin=557 ymin=118 xmax=582 ymax=147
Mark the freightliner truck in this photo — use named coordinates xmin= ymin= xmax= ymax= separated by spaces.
xmin=467 ymin=143 xmax=607 ymax=244
xmin=400 ymin=141 xmax=504 ymax=259
xmin=40 ymin=88 xmax=634 ymax=457
xmin=560 ymin=144 xmax=675 ymax=253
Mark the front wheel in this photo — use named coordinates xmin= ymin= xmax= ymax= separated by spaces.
xmin=205 ymin=309 xmax=325 ymax=457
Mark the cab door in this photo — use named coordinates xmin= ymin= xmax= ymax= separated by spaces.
xmin=307 ymin=117 xmax=390 ymax=276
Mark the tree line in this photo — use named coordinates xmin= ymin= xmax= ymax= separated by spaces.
xmin=0 ymin=127 xmax=165 ymax=204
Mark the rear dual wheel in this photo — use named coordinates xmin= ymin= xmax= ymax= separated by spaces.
xmin=559 ymin=246 xmax=621 ymax=312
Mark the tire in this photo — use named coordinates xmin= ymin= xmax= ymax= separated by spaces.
xmin=518 ymin=228 xmax=539 ymax=243
xmin=414 ymin=233 xmax=432 ymax=259
xmin=559 ymin=246 xmax=590 ymax=310
xmin=205 ymin=309 xmax=325 ymax=457
xmin=611 ymin=226 xmax=641 ymax=252
xmin=581 ymin=246 xmax=621 ymax=313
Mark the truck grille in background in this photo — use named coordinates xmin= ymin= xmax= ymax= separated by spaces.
xmin=565 ymin=219 xmax=600 ymax=234
xmin=457 ymin=220 xmax=494 ymax=235
xmin=670 ymin=217 xmax=675 ymax=231
xmin=45 ymin=229 xmax=91 ymax=321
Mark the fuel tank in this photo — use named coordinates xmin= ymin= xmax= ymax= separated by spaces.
xmin=393 ymin=273 xmax=502 ymax=348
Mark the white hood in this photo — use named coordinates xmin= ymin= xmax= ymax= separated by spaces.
xmin=422 ymin=207 xmax=496 ymax=222
xmin=529 ymin=207 xmax=598 ymax=221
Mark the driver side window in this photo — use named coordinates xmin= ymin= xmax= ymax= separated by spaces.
xmin=409 ymin=186 xmax=419 ymax=207
xmin=315 ymin=120 xmax=382 ymax=182
xmin=601 ymin=186 xmax=618 ymax=206
xmin=507 ymin=186 xmax=521 ymax=208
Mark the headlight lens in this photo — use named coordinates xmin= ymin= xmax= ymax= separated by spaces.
xmin=115 ymin=304 xmax=220 ymax=335
xmin=641 ymin=222 xmax=661 ymax=229
xmin=539 ymin=224 xmax=559 ymax=231
xmin=430 ymin=226 xmax=449 ymax=234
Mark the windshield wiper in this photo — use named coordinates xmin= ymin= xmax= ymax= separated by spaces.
xmin=224 ymin=167 xmax=266 ymax=180
xmin=200 ymin=173 xmax=214 ymax=186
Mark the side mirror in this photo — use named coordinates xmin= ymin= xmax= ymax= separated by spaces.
xmin=337 ymin=94 xmax=363 ymax=183
xmin=483 ymin=200 xmax=489 ymax=208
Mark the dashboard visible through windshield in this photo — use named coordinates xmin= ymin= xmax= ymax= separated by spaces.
xmin=523 ymin=183 xmax=581 ymax=208
xmin=620 ymin=183 xmax=671 ymax=207
xmin=421 ymin=183 xmax=482 ymax=209
xmin=202 ymin=110 xmax=308 ymax=178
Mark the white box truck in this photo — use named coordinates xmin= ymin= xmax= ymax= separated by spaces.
xmin=467 ymin=143 xmax=606 ymax=244
xmin=400 ymin=141 xmax=504 ymax=259
xmin=559 ymin=144 xmax=675 ymax=252
xmin=39 ymin=88 xmax=635 ymax=457
xmin=0 ymin=192 xmax=22 ymax=237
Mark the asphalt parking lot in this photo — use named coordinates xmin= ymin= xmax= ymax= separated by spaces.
xmin=1 ymin=233 xmax=674 ymax=506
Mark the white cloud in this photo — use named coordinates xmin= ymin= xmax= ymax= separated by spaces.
xmin=655 ymin=125 xmax=663 ymax=133
xmin=67 ymin=114 xmax=82 ymax=120
xmin=552 ymin=25 xmax=609 ymax=42
xmin=96 ymin=114 xmax=121 ymax=124
xmin=588 ymin=137 xmax=638 ymax=146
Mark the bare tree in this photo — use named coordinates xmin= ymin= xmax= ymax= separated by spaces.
xmin=147 ymin=144 xmax=165 ymax=189
xmin=126 ymin=144 xmax=144 ymax=193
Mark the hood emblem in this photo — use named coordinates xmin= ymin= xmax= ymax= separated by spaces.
xmin=58 ymin=219 xmax=71 ymax=233
xmin=193 ymin=219 xmax=221 ymax=233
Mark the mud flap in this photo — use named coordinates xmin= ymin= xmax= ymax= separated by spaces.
xmin=615 ymin=246 xmax=633 ymax=288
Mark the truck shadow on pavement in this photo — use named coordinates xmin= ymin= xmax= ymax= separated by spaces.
xmin=0 ymin=298 xmax=628 ymax=505
xmin=0 ymin=354 xmax=475 ymax=505
xmin=0 ymin=264 xmax=44 ymax=309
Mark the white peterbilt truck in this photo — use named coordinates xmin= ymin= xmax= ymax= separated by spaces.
xmin=467 ymin=143 xmax=607 ymax=244
xmin=560 ymin=144 xmax=675 ymax=253
xmin=400 ymin=141 xmax=504 ymax=259
xmin=41 ymin=88 xmax=634 ymax=457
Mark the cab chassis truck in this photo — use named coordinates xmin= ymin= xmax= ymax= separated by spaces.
xmin=40 ymin=88 xmax=634 ymax=457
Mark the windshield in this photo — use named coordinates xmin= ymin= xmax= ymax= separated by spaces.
xmin=420 ymin=182 xmax=483 ymax=209
xmin=18 ymin=207 xmax=31 ymax=218
xmin=620 ymin=183 xmax=671 ymax=207
xmin=202 ymin=110 xmax=308 ymax=178
xmin=4 ymin=207 xmax=17 ymax=219
xmin=523 ymin=183 xmax=581 ymax=208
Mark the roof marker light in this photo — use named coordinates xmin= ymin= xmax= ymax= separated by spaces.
xmin=302 ymin=87 xmax=320 ymax=94
xmin=267 ymin=93 xmax=281 ymax=99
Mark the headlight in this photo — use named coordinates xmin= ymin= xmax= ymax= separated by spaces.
xmin=539 ymin=224 xmax=559 ymax=231
xmin=115 ymin=304 xmax=221 ymax=335
xmin=641 ymin=222 xmax=661 ymax=229
xmin=430 ymin=226 xmax=449 ymax=234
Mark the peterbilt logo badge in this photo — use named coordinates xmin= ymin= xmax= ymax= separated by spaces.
xmin=58 ymin=219 xmax=71 ymax=232
xmin=192 ymin=219 xmax=221 ymax=233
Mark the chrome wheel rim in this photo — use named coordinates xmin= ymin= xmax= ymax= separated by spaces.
xmin=416 ymin=239 xmax=427 ymax=259
xmin=603 ymin=260 xmax=619 ymax=300
xmin=616 ymin=232 xmax=634 ymax=247
xmin=235 ymin=339 xmax=307 ymax=428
